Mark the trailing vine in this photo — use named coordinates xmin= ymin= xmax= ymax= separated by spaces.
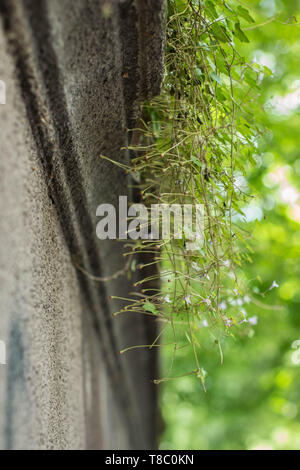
xmin=104 ymin=0 xmax=273 ymax=387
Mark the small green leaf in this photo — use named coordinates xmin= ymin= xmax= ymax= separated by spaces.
xmin=211 ymin=23 xmax=231 ymax=43
xmin=263 ymin=65 xmax=273 ymax=77
xmin=191 ymin=156 xmax=203 ymax=168
xmin=207 ymin=56 xmax=216 ymax=72
xmin=143 ymin=301 xmax=159 ymax=315
xmin=234 ymin=22 xmax=250 ymax=43
xmin=195 ymin=67 xmax=204 ymax=81
xmin=206 ymin=1 xmax=219 ymax=19
xmin=237 ymin=6 xmax=255 ymax=24
xmin=210 ymin=72 xmax=223 ymax=85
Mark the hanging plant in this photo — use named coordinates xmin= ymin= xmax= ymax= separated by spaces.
xmin=102 ymin=0 xmax=273 ymax=388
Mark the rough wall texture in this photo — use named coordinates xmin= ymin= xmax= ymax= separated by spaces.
xmin=0 ymin=0 xmax=165 ymax=450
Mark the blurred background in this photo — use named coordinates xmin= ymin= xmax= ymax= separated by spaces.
xmin=160 ymin=0 xmax=300 ymax=450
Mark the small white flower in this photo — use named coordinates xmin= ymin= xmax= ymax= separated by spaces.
xmin=185 ymin=295 xmax=191 ymax=305
xmin=237 ymin=298 xmax=244 ymax=306
xmin=223 ymin=260 xmax=230 ymax=267
xmin=233 ymin=288 xmax=239 ymax=296
xmin=219 ymin=301 xmax=227 ymax=310
xmin=244 ymin=295 xmax=251 ymax=304
xmin=202 ymin=298 xmax=211 ymax=306
xmin=248 ymin=315 xmax=258 ymax=325
xmin=270 ymin=280 xmax=279 ymax=290
xmin=240 ymin=308 xmax=247 ymax=316
xmin=164 ymin=295 xmax=171 ymax=304
xmin=201 ymin=319 xmax=208 ymax=327
xmin=226 ymin=318 xmax=233 ymax=327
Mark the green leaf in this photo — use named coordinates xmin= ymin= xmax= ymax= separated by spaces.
xmin=263 ymin=65 xmax=273 ymax=77
xmin=143 ymin=301 xmax=159 ymax=315
xmin=207 ymin=56 xmax=216 ymax=72
xmin=206 ymin=1 xmax=219 ymax=19
xmin=234 ymin=22 xmax=250 ymax=43
xmin=237 ymin=6 xmax=255 ymax=24
xmin=215 ymin=87 xmax=227 ymax=102
xmin=210 ymin=72 xmax=223 ymax=85
xmin=191 ymin=156 xmax=203 ymax=168
xmin=195 ymin=67 xmax=204 ymax=81
xmin=211 ymin=23 xmax=231 ymax=43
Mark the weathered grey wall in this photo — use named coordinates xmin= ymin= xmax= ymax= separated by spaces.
xmin=0 ymin=0 xmax=165 ymax=450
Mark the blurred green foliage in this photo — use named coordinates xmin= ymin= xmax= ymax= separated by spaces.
xmin=160 ymin=0 xmax=300 ymax=450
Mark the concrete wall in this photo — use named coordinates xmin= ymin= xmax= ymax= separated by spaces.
xmin=0 ymin=0 xmax=165 ymax=450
